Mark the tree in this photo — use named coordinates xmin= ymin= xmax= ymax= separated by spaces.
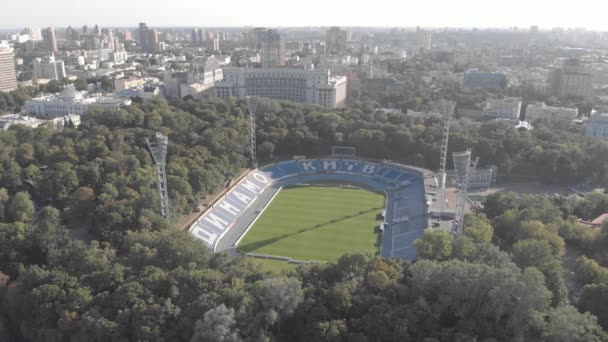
xmin=414 ymin=229 xmax=454 ymax=260
xmin=512 ymin=239 xmax=567 ymax=305
xmin=74 ymin=78 xmax=88 ymax=91
xmin=191 ymin=304 xmax=240 ymax=342
xmin=249 ymin=277 xmax=304 ymax=333
xmin=545 ymin=305 xmax=608 ymax=342
xmin=464 ymin=213 xmax=493 ymax=243
xmin=7 ymin=192 xmax=35 ymax=222
xmin=579 ymin=283 xmax=608 ymax=330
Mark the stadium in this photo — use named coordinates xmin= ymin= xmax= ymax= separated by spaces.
xmin=188 ymin=156 xmax=437 ymax=265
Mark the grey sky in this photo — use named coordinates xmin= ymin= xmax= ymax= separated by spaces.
xmin=1 ymin=0 xmax=606 ymax=31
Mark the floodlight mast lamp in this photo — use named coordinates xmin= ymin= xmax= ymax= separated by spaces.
xmin=247 ymin=96 xmax=258 ymax=169
xmin=146 ymin=132 xmax=171 ymax=220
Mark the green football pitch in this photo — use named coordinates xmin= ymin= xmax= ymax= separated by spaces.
xmin=238 ymin=185 xmax=385 ymax=262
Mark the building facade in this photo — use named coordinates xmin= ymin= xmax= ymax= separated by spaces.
xmin=326 ymin=27 xmax=347 ymax=55
xmin=33 ymin=55 xmax=66 ymax=80
xmin=525 ymin=102 xmax=578 ymax=124
xmin=215 ymin=67 xmax=347 ymax=108
xmin=551 ymin=59 xmax=593 ymax=100
xmin=483 ymin=98 xmax=522 ymax=119
xmin=25 ymin=87 xmax=130 ymax=118
xmin=0 ymin=43 xmax=18 ymax=92
xmin=463 ymin=69 xmax=507 ymax=90
xmin=260 ymin=29 xmax=285 ymax=68
xmin=164 ymin=72 xmax=189 ymax=99
xmin=138 ymin=23 xmax=158 ymax=53
xmin=586 ymin=111 xmax=608 ymax=138
xmin=42 ymin=27 xmax=58 ymax=53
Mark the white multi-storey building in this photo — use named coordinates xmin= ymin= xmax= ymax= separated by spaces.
xmin=25 ymin=87 xmax=131 ymax=118
xmin=0 ymin=42 xmax=18 ymax=92
xmin=586 ymin=111 xmax=608 ymax=138
xmin=33 ymin=55 xmax=66 ymax=80
xmin=525 ymin=102 xmax=578 ymax=124
xmin=215 ymin=67 xmax=347 ymax=108
xmin=482 ymin=97 xmax=522 ymax=119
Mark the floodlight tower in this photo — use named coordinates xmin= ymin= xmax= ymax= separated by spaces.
xmin=146 ymin=132 xmax=171 ymax=220
xmin=452 ymin=149 xmax=479 ymax=235
xmin=246 ymin=96 xmax=258 ymax=169
xmin=438 ymin=100 xmax=455 ymax=192
xmin=438 ymin=100 xmax=455 ymax=214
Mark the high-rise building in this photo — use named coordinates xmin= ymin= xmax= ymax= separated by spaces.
xmin=209 ymin=38 xmax=220 ymax=51
xmin=260 ymin=29 xmax=285 ymax=68
xmin=551 ymin=59 xmax=593 ymax=100
xmin=33 ymin=55 xmax=66 ymax=80
xmin=326 ymin=26 xmax=347 ymax=55
xmin=0 ymin=42 xmax=18 ymax=92
xmin=23 ymin=27 xmax=42 ymax=41
xmin=138 ymin=23 xmax=158 ymax=53
xmin=215 ymin=67 xmax=347 ymax=108
xmin=65 ymin=26 xmax=80 ymax=41
xmin=197 ymin=28 xmax=205 ymax=42
xmin=248 ymin=27 xmax=266 ymax=49
xmin=42 ymin=27 xmax=58 ymax=53
xmin=191 ymin=29 xmax=199 ymax=43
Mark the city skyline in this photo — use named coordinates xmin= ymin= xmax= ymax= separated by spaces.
xmin=1 ymin=0 xmax=608 ymax=31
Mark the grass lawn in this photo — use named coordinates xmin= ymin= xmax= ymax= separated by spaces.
xmin=239 ymin=185 xmax=384 ymax=261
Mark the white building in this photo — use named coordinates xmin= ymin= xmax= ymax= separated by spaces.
xmin=0 ymin=114 xmax=43 ymax=129
xmin=111 ymin=51 xmax=128 ymax=64
xmin=525 ymin=102 xmax=578 ymax=124
xmin=25 ymin=87 xmax=131 ymax=118
xmin=33 ymin=55 xmax=66 ymax=80
xmin=215 ymin=67 xmax=347 ymax=108
xmin=0 ymin=42 xmax=18 ymax=92
xmin=0 ymin=113 xmax=81 ymax=130
xmin=586 ymin=110 xmax=608 ymax=138
xmin=180 ymin=55 xmax=224 ymax=99
xmin=482 ymin=98 xmax=522 ymax=119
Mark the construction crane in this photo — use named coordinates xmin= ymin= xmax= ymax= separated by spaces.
xmin=146 ymin=132 xmax=171 ymax=220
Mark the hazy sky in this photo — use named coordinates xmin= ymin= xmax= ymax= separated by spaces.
xmin=1 ymin=0 xmax=607 ymax=31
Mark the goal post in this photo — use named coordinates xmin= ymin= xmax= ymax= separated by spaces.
xmin=331 ymin=146 xmax=356 ymax=157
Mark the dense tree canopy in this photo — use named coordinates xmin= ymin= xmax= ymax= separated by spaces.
xmin=0 ymin=96 xmax=607 ymax=341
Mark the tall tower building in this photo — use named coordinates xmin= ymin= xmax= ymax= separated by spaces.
xmin=0 ymin=43 xmax=18 ymax=92
xmin=551 ymin=59 xmax=593 ymax=100
xmin=138 ymin=23 xmax=158 ymax=53
xmin=42 ymin=27 xmax=58 ymax=53
xmin=260 ymin=29 xmax=285 ymax=68
xmin=326 ymin=26 xmax=347 ymax=55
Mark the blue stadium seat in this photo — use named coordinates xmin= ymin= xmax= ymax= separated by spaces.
xmin=277 ymin=161 xmax=300 ymax=176
xmin=261 ymin=165 xmax=285 ymax=180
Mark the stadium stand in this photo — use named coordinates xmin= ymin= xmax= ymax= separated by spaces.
xmin=188 ymin=158 xmax=432 ymax=260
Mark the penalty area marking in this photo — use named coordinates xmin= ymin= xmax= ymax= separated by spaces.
xmin=234 ymin=186 xmax=283 ymax=247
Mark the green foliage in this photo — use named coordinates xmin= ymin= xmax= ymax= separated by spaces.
xmin=464 ymin=212 xmax=493 ymax=243
xmin=414 ymin=229 xmax=454 ymax=261
xmin=0 ymin=97 xmax=607 ymax=341
xmin=6 ymin=191 xmax=34 ymax=222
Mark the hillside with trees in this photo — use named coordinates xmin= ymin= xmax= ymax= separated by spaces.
xmin=1 ymin=96 xmax=607 ymax=341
